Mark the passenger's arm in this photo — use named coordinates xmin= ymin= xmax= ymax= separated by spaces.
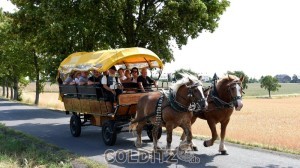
xmin=138 ymin=82 xmax=145 ymax=92
xmin=103 ymin=84 xmax=116 ymax=95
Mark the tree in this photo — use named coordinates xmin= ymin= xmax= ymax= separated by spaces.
xmin=227 ymin=71 xmax=249 ymax=89
xmin=174 ymin=69 xmax=198 ymax=80
xmin=11 ymin=0 xmax=230 ymax=76
xmin=291 ymin=74 xmax=299 ymax=83
xmin=0 ymin=9 xmax=31 ymax=100
xmin=249 ymin=77 xmax=258 ymax=83
xmin=260 ymin=75 xmax=281 ymax=98
xmin=6 ymin=0 xmax=230 ymax=103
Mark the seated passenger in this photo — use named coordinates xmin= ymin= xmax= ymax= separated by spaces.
xmin=78 ymin=71 xmax=89 ymax=85
xmin=63 ymin=71 xmax=75 ymax=85
xmin=101 ymin=66 xmax=123 ymax=111
xmin=125 ymin=69 xmax=131 ymax=80
xmin=74 ymin=71 xmax=81 ymax=85
xmin=137 ymin=67 xmax=157 ymax=92
xmin=131 ymin=67 xmax=139 ymax=83
xmin=88 ymin=70 xmax=102 ymax=85
xmin=118 ymin=68 xmax=127 ymax=83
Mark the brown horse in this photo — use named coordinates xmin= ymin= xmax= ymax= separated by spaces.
xmin=130 ymin=76 xmax=208 ymax=153
xmin=181 ymin=74 xmax=244 ymax=155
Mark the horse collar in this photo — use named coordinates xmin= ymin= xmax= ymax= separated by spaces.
xmin=155 ymin=92 xmax=165 ymax=126
xmin=167 ymin=89 xmax=189 ymax=112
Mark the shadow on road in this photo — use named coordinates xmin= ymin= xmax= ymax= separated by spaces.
xmin=0 ymin=109 xmax=66 ymax=121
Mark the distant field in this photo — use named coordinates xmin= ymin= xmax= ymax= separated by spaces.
xmin=243 ymin=83 xmax=300 ymax=97
xmin=21 ymin=82 xmax=300 ymax=98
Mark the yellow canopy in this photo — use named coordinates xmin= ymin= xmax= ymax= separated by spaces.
xmin=58 ymin=47 xmax=164 ymax=74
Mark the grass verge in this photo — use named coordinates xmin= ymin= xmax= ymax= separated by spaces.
xmin=0 ymin=123 xmax=106 ymax=168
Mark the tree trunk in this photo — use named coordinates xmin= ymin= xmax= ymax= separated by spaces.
xmin=13 ymin=77 xmax=19 ymax=100
xmin=268 ymin=89 xmax=271 ymax=98
xmin=2 ymin=79 xmax=5 ymax=97
xmin=10 ymin=86 xmax=13 ymax=100
xmin=6 ymin=83 xmax=9 ymax=98
xmin=34 ymin=52 xmax=40 ymax=105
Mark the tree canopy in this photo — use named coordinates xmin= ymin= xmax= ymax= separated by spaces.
xmin=260 ymin=75 xmax=281 ymax=98
xmin=1 ymin=0 xmax=230 ymax=103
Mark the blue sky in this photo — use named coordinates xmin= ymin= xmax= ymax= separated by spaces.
xmin=1 ymin=0 xmax=299 ymax=78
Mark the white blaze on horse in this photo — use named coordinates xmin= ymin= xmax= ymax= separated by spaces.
xmin=181 ymin=74 xmax=244 ymax=155
xmin=129 ymin=75 xmax=209 ymax=153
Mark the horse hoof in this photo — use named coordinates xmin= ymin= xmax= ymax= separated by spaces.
xmin=203 ymin=141 xmax=208 ymax=147
xmin=153 ymin=147 xmax=161 ymax=153
xmin=220 ymin=151 xmax=228 ymax=155
xmin=134 ymin=141 xmax=142 ymax=148
xmin=192 ymin=146 xmax=198 ymax=151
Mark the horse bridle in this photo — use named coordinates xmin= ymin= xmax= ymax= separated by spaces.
xmin=227 ymin=81 xmax=243 ymax=105
xmin=209 ymin=79 xmax=243 ymax=109
xmin=170 ymin=82 xmax=206 ymax=112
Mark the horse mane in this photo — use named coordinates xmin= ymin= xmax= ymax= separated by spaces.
xmin=217 ymin=74 xmax=239 ymax=88
xmin=171 ymin=73 xmax=199 ymax=94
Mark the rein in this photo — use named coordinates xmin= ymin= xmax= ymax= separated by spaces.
xmin=210 ymin=77 xmax=235 ymax=109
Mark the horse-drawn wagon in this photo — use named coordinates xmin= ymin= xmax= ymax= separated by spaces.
xmin=57 ymin=47 xmax=164 ymax=146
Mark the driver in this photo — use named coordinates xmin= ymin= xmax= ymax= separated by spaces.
xmin=101 ymin=65 xmax=123 ymax=112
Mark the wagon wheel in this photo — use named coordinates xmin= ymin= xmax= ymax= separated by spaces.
xmin=102 ymin=121 xmax=117 ymax=146
xmin=70 ymin=114 xmax=81 ymax=137
xmin=147 ymin=125 xmax=162 ymax=142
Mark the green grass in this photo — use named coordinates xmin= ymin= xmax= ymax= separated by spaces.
xmin=0 ymin=123 xmax=106 ymax=168
xmin=243 ymin=83 xmax=300 ymax=97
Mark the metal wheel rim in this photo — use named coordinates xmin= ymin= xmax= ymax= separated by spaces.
xmin=71 ymin=120 xmax=77 ymax=134
xmin=104 ymin=126 xmax=112 ymax=142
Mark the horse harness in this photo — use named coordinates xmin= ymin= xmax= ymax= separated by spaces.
xmin=131 ymin=83 xmax=203 ymax=125
xmin=209 ymin=75 xmax=242 ymax=109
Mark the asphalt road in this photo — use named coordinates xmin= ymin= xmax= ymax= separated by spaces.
xmin=1 ymin=98 xmax=299 ymax=168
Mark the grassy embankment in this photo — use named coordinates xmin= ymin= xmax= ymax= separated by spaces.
xmin=0 ymin=124 xmax=106 ymax=168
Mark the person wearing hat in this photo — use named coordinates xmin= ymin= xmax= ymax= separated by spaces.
xmin=101 ymin=65 xmax=123 ymax=112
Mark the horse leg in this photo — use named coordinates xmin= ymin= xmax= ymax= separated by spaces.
xmin=204 ymin=119 xmax=218 ymax=147
xmin=134 ymin=121 xmax=145 ymax=148
xmin=180 ymin=132 xmax=186 ymax=141
xmin=165 ymin=123 xmax=174 ymax=156
xmin=179 ymin=124 xmax=193 ymax=151
xmin=152 ymin=124 xmax=161 ymax=152
xmin=219 ymin=119 xmax=230 ymax=155
xmin=180 ymin=117 xmax=198 ymax=151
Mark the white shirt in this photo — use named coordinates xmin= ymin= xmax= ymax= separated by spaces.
xmin=120 ymin=76 xmax=127 ymax=81
xmin=101 ymin=75 xmax=121 ymax=89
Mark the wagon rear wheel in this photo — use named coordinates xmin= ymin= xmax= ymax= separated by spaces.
xmin=70 ymin=114 xmax=81 ymax=137
xmin=102 ymin=121 xmax=117 ymax=146
xmin=147 ymin=125 xmax=162 ymax=142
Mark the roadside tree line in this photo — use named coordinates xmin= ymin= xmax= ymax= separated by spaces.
xmin=0 ymin=0 xmax=230 ymax=104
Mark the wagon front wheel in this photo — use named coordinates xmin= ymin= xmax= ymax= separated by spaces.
xmin=147 ymin=125 xmax=162 ymax=142
xmin=102 ymin=121 xmax=117 ymax=146
xmin=70 ymin=114 xmax=81 ymax=137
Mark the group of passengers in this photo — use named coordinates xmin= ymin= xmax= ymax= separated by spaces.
xmin=62 ymin=66 xmax=157 ymax=112
xmin=63 ymin=66 xmax=157 ymax=93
